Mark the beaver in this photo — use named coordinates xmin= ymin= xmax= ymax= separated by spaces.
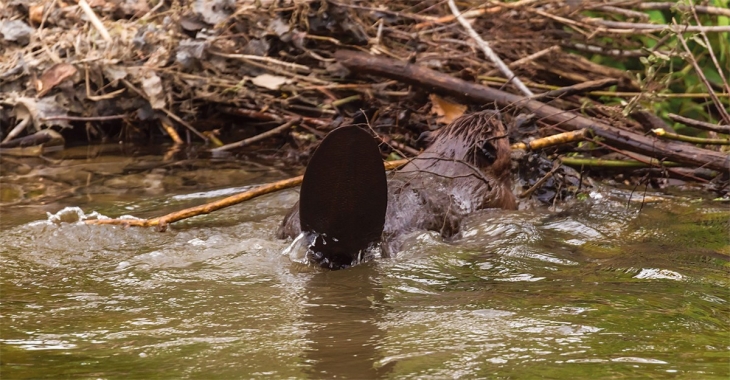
xmin=277 ymin=110 xmax=516 ymax=269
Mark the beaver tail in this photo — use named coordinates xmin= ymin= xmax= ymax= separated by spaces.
xmin=289 ymin=125 xmax=387 ymax=268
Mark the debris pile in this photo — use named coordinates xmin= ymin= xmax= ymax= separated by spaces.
xmin=1 ymin=0 xmax=728 ymax=197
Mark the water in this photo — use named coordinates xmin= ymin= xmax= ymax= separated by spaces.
xmin=1 ymin=151 xmax=728 ymax=378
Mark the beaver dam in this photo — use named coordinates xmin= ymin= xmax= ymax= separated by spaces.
xmin=1 ymin=0 xmax=729 ymax=378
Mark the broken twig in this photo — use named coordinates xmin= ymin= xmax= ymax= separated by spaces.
xmin=511 ymin=129 xmax=589 ymax=151
xmin=78 ymin=0 xmax=112 ymax=42
xmin=667 ymin=114 xmax=730 ymax=134
xmin=530 ymin=78 xmax=618 ymax=101
xmin=447 ymin=0 xmax=533 ymax=96
xmin=652 ymin=129 xmax=730 ymax=145
xmin=85 ymin=159 xmax=409 ymax=228
xmin=211 ymin=118 xmax=301 ymax=153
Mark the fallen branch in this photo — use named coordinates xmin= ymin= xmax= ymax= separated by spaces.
xmin=519 ymin=161 xmax=560 ymax=199
xmin=582 ymin=18 xmax=730 ymax=34
xmin=447 ymin=0 xmax=533 ymax=96
xmin=334 ymin=49 xmax=729 ymax=172
xmin=480 ymin=75 xmax=728 ymax=99
xmin=484 ymin=46 xmax=561 ymax=78
xmin=634 ymin=2 xmax=730 ymax=17
xmin=211 ymin=118 xmax=301 ymax=153
xmin=511 ymin=129 xmax=588 ymax=150
xmin=85 ymin=159 xmax=410 ymax=228
xmin=78 ymin=0 xmax=111 ymax=42
xmin=667 ymin=113 xmax=730 ymax=134
xmin=85 ymin=175 xmax=305 ymax=229
xmin=560 ymin=157 xmax=681 ymax=168
xmin=530 ymin=78 xmax=618 ymax=101
xmin=652 ymin=128 xmax=730 ymax=145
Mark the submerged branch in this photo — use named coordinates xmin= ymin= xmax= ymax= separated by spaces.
xmin=85 ymin=159 xmax=410 ymax=229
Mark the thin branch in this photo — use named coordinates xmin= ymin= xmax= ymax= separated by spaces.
xmin=673 ymin=20 xmax=730 ymax=124
xmin=85 ymin=158 xmax=410 ymax=229
xmin=689 ymin=5 xmax=730 ymax=95
xmin=40 ymin=114 xmax=127 ymax=122
xmin=584 ymin=18 xmax=730 ymax=33
xmin=415 ymin=5 xmax=499 ymax=30
xmin=160 ymin=118 xmax=183 ymax=145
xmin=519 ymin=161 xmax=560 ymax=198
xmin=635 ymin=2 xmax=730 ymax=17
xmin=78 ymin=0 xmax=112 ymax=42
xmin=446 ymin=0 xmax=533 ymax=96
xmin=591 ymin=5 xmax=649 ymax=20
xmin=484 ymin=46 xmax=561 ymax=77
xmin=211 ymin=52 xmax=312 ymax=74
xmin=667 ymin=113 xmax=730 ymax=134
xmin=565 ymin=42 xmax=671 ymax=58
xmin=530 ymin=78 xmax=618 ymax=101
xmin=652 ymin=128 xmax=730 ymax=145
xmin=139 ymin=0 xmax=166 ymax=21
xmin=2 ymin=118 xmax=30 ymax=143
xmin=121 ymin=79 xmax=209 ymax=142
xmin=560 ymin=157 xmax=682 ymax=168
xmin=478 ymin=76 xmax=730 ymax=99
xmin=85 ymin=176 xmax=306 ymax=229
xmin=211 ymin=118 xmax=301 ymax=153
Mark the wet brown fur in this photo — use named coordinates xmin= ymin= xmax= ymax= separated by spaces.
xmin=381 ymin=110 xmax=515 ymax=252
xmin=278 ymin=110 xmax=516 ymax=256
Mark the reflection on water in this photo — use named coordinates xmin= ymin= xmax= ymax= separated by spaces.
xmin=301 ymin=265 xmax=394 ymax=379
xmin=1 ymin=154 xmax=729 ymax=378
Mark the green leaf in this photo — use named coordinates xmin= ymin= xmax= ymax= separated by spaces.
xmin=646 ymin=10 xmax=666 ymax=24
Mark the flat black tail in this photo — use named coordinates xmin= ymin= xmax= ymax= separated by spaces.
xmin=299 ymin=125 xmax=387 ymax=268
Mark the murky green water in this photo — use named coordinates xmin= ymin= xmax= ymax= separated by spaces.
xmin=1 ymin=150 xmax=728 ymax=379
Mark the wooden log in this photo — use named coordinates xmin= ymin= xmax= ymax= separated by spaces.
xmin=334 ymin=50 xmax=730 ymax=173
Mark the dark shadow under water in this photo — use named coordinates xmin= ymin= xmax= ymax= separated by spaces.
xmin=300 ymin=264 xmax=395 ymax=378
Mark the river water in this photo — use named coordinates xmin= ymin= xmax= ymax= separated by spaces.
xmin=1 ymin=146 xmax=728 ymax=378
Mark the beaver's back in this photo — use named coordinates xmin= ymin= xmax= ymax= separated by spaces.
xmin=382 ymin=110 xmax=515 ymax=252
xmin=278 ymin=110 xmax=516 ymax=259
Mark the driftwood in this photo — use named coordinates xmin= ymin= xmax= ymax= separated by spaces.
xmin=83 ymin=126 xmax=591 ymax=229
xmin=85 ymin=159 xmax=409 ymax=228
xmin=85 ymin=175 xmax=305 ymax=229
xmin=334 ymin=50 xmax=729 ymax=173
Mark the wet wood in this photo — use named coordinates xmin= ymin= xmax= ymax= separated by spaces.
xmin=84 ymin=159 xmax=410 ymax=229
xmin=85 ymin=175 xmax=306 ymax=229
xmin=334 ymin=50 xmax=730 ymax=173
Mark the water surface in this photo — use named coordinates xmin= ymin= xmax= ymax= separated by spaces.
xmin=1 ymin=151 xmax=728 ymax=379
